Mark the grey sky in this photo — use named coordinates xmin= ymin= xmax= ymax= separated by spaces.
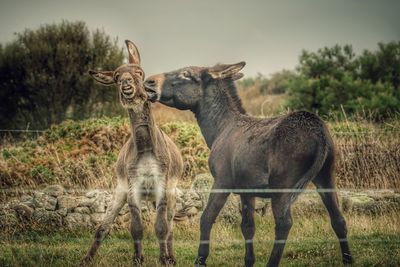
xmin=0 ymin=0 xmax=399 ymax=77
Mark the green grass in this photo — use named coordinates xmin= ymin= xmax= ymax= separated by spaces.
xmin=1 ymin=212 xmax=399 ymax=266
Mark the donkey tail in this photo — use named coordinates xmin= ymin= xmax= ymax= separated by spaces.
xmin=289 ymin=137 xmax=328 ymax=203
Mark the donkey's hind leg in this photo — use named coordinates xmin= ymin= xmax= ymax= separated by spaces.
xmin=313 ymin=173 xmax=353 ymax=264
xmin=127 ymin=190 xmax=145 ymax=265
xmin=266 ymin=193 xmax=293 ymax=267
xmin=81 ymin=183 xmax=127 ymax=266
xmin=155 ymin=194 xmax=171 ymax=265
xmin=240 ymin=195 xmax=256 ymax=267
xmin=165 ymin=187 xmax=177 ymax=265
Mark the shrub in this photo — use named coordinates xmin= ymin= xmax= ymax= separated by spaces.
xmin=0 ymin=118 xmax=210 ymax=189
xmin=286 ymin=42 xmax=400 ymax=120
xmin=1 ymin=117 xmax=399 ymax=190
xmin=0 ymin=21 xmax=124 ymax=130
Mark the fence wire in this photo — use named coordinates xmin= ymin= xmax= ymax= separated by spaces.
xmin=0 ymin=188 xmax=399 ymax=194
xmin=0 ymin=129 xmax=45 ymax=133
xmin=0 ymin=128 xmax=399 ymax=134
xmin=4 ymin=236 xmax=399 ymax=245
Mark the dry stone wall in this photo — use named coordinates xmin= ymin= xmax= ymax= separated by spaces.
xmin=1 ymin=174 xmax=399 ymax=231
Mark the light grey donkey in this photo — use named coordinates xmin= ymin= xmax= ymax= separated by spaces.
xmin=81 ymin=40 xmax=183 ymax=266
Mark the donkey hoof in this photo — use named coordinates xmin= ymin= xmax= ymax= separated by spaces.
xmin=343 ymin=254 xmax=354 ymax=265
xmin=80 ymin=255 xmax=92 ymax=267
xmin=194 ymin=257 xmax=207 ymax=267
xmin=79 ymin=258 xmax=90 ymax=267
xmin=166 ymin=255 xmax=177 ymax=265
xmin=133 ymin=255 xmax=144 ymax=266
xmin=160 ymin=255 xmax=176 ymax=265
xmin=245 ymin=258 xmax=255 ymax=267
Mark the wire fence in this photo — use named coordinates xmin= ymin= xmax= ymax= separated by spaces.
xmin=0 ymin=128 xmax=399 ymax=134
xmin=0 ymin=187 xmax=399 ymax=194
xmin=3 ymin=236 xmax=399 ymax=245
xmin=0 ymin=129 xmax=46 ymax=133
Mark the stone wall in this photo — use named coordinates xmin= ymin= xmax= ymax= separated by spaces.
xmin=1 ymin=173 xmax=399 ymax=231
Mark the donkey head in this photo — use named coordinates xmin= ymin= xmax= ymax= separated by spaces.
xmin=144 ymin=62 xmax=245 ymax=110
xmin=89 ymin=40 xmax=155 ymax=111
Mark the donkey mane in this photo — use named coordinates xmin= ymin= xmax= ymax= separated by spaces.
xmin=210 ymin=63 xmax=246 ymax=114
xmin=218 ymin=79 xmax=246 ymax=114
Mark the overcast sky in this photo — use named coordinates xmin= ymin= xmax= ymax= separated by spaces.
xmin=0 ymin=0 xmax=399 ymax=77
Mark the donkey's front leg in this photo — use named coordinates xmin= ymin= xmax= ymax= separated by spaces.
xmin=155 ymin=192 xmax=171 ymax=265
xmin=81 ymin=182 xmax=127 ymax=266
xmin=195 ymin=185 xmax=229 ymax=267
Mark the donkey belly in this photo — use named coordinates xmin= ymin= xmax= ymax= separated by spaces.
xmin=233 ymin=151 xmax=270 ymax=185
xmin=133 ymin=153 xmax=165 ymax=203
xmin=234 ymin=168 xmax=269 ymax=188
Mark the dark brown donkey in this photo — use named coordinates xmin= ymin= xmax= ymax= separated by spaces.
xmin=144 ymin=62 xmax=353 ymax=267
xmin=81 ymin=40 xmax=183 ymax=266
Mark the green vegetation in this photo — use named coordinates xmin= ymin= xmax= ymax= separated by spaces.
xmin=0 ymin=118 xmax=208 ymax=189
xmin=0 ymin=21 xmax=124 ymax=130
xmin=1 ymin=212 xmax=399 ymax=266
xmin=237 ymin=42 xmax=400 ymax=121
xmin=286 ymin=42 xmax=400 ymax=120
xmin=0 ymin=117 xmax=399 ymax=190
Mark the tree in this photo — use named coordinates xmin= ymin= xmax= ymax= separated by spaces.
xmin=286 ymin=42 xmax=400 ymax=120
xmin=0 ymin=21 xmax=124 ymax=129
xmin=357 ymin=41 xmax=400 ymax=96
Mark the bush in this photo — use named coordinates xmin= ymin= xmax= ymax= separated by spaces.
xmin=0 ymin=118 xmax=209 ymax=189
xmin=0 ymin=21 xmax=124 ymax=130
xmin=1 ymin=117 xmax=399 ymax=190
xmin=286 ymin=42 xmax=400 ymax=120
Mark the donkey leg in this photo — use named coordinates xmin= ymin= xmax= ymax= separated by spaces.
xmin=195 ymin=189 xmax=229 ymax=267
xmin=155 ymin=195 xmax=171 ymax=265
xmin=313 ymin=177 xmax=353 ymax=264
xmin=127 ymin=193 xmax=144 ymax=266
xmin=166 ymin=188 xmax=177 ymax=265
xmin=166 ymin=229 xmax=175 ymax=265
xmin=81 ymin=184 xmax=127 ymax=266
xmin=240 ymin=196 xmax=256 ymax=267
xmin=266 ymin=194 xmax=293 ymax=267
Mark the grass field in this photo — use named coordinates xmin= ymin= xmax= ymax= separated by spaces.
xmin=1 ymin=211 xmax=399 ymax=267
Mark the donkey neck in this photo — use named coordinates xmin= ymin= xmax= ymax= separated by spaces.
xmin=195 ymin=81 xmax=239 ymax=148
xmin=127 ymin=103 xmax=156 ymax=153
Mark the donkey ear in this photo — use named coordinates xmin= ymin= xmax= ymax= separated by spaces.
xmin=125 ymin=40 xmax=141 ymax=65
xmin=89 ymin=70 xmax=115 ymax=86
xmin=232 ymin=72 xmax=244 ymax=81
xmin=208 ymin=61 xmax=246 ymax=80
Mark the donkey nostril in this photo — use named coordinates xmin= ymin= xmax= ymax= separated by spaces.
xmin=145 ymin=79 xmax=156 ymax=86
